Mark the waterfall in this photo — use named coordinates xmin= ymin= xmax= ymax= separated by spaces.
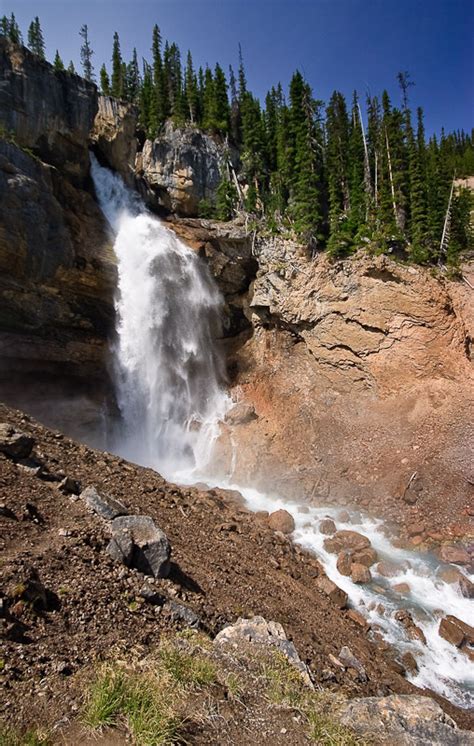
xmin=90 ymin=154 xmax=473 ymax=710
xmin=90 ymin=154 xmax=229 ymax=482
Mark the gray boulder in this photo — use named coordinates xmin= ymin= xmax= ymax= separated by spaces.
xmin=107 ymin=515 xmax=171 ymax=579
xmin=215 ymin=616 xmax=312 ymax=687
xmin=0 ymin=423 xmax=34 ymax=460
xmin=81 ymin=486 xmax=128 ymax=520
xmin=338 ymin=694 xmax=474 ymax=745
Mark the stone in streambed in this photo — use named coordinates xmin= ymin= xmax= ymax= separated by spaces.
xmin=319 ymin=518 xmax=336 ymax=535
xmin=438 ymin=543 xmax=470 ymax=566
xmin=324 ymin=530 xmax=371 ymax=554
xmin=351 ymin=563 xmax=372 ymax=584
xmin=268 ymin=509 xmax=295 ymax=534
xmin=337 ymin=550 xmax=353 ymax=576
xmin=439 ymin=615 xmax=474 ymax=648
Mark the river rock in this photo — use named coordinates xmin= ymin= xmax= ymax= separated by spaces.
xmin=338 ymin=694 xmax=474 ymax=745
xmin=81 ymin=486 xmax=128 ymax=520
xmin=439 ymin=617 xmax=465 ymax=647
xmin=324 ymin=530 xmax=371 ymax=554
xmin=376 ymin=560 xmax=403 ymax=578
xmin=268 ymin=509 xmax=295 ymax=534
xmin=337 ymin=550 xmax=353 ymax=576
xmin=214 ymin=616 xmax=312 ymax=686
xmin=315 ymin=576 xmax=348 ymax=609
xmin=319 ymin=518 xmax=336 ymax=535
xmin=107 ymin=515 xmax=171 ymax=579
xmin=438 ymin=544 xmax=470 ymax=566
xmin=394 ymin=610 xmax=426 ymax=645
xmin=439 ymin=616 xmax=474 ymax=648
xmin=351 ymin=563 xmax=372 ymax=584
xmin=459 ymin=575 xmax=474 ymax=599
xmin=401 ymin=651 xmax=418 ymax=674
xmin=0 ymin=424 xmax=35 ymax=460
xmin=352 ymin=547 xmax=378 ymax=567
xmin=392 ymin=582 xmax=411 ymax=596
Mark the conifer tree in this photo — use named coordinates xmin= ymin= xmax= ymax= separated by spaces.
xmin=288 ymin=71 xmax=324 ymax=243
xmin=126 ymin=49 xmax=141 ymax=104
xmin=213 ymin=63 xmax=230 ymax=134
xmin=67 ymin=61 xmax=76 ymax=74
xmin=407 ymin=107 xmax=429 ymax=261
xmin=140 ymin=60 xmax=155 ymax=137
xmin=184 ymin=51 xmax=198 ymax=124
xmin=0 ymin=16 xmax=8 ymax=37
xmin=326 ymin=91 xmax=350 ymax=250
xmin=53 ymin=50 xmax=64 ymax=71
xmin=100 ymin=63 xmax=110 ymax=95
xmin=111 ymin=32 xmax=123 ymax=98
xmin=79 ymin=24 xmax=94 ymax=81
xmin=152 ymin=24 xmax=168 ymax=128
xmin=27 ymin=17 xmax=45 ymax=58
xmin=6 ymin=13 xmax=22 ymax=44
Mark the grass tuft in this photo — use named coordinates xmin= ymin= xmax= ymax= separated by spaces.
xmin=159 ymin=645 xmax=217 ymax=688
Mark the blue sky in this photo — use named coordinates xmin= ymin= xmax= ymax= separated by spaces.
xmin=3 ymin=0 xmax=473 ymax=136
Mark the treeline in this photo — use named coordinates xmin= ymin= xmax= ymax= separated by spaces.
xmin=1 ymin=13 xmax=473 ymax=265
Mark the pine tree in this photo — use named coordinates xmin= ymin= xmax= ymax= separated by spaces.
xmin=100 ymin=64 xmax=111 ymax=96
xmin=67 ymin=61 xmax=76 ymax=74
xmin=326 ymin=91 xmax=351 ymax=252
xmin=126 ymin=48 xmax=141 ymax=104
xmin=27 ymin=17 xmax=45 ymax=58
xmin=288 ymin=71 xmax=324 ymax=244
xmin=6 ymin=13 xmax=22 ymax=44
xmin=151 ymin=24 xmax=168 ymax=128
xmin=213 ymin=63 xmax=229 ymax=134
xmin=111 ymin=32 xmax=123 ymax=98
xmin=184 ymin=51 xmax=198 ymax=124
xmin=407 ymin=107 xmax=429 ymax=261
xmin=216 ymin=168 xmax=238 ymax=220
xmin=53 ymin=50 xmax=65 ymax=71
xmin=79 ymin=24 xmax=94 ymax=81
xmin=140 ymin=61 xmax=156 ymax=138
xmin=0 ymin=16 xmax=9 ymax=37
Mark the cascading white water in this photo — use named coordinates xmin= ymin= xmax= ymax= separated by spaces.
xmin=91 ymin=154 xmax=473 ymax=710
xmin=90 ymin=154 xmax=229 ymax=481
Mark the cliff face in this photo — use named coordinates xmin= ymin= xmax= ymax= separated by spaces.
xmin=0 ymin=38 xmax=97 ymax=184
xmin=215 ymin=240 xmax=473 ymax=546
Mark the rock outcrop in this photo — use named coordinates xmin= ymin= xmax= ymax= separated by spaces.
xmin=91 ymin=94 xmax=137 ymax=185
xmin=136 ymin=121 xmax=225 ymax=215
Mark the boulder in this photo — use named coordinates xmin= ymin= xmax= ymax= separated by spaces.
xmin=224 ymin=403 xmax=258 ymax=426
xmin=0 ymin=424 xmax=34 ymax=460
xmin=337 ymin=550 xmax=353 ymax=576
xmin=439 ymin=616 xmax=474 ymax=648
xmin=439 ymin=618 xmax=465 ymax=647
xmin=351 ymin=563 xmax=372 ymax=584
xmin=319 ymin=518 xmax=336 ymax=535
xmin=347 ymin=609 xmax=369 ymax=630
xmin=392 ymin=582 xmax=411 ymax=596
xmin=338 ymin=694 xmax=473 ymax=745
xmin=315 ymin=576 xmax=348 ymax=609
xmin=163 ymin=600 xmax=201 ymax=629
xmin=401 ymin=652 xmax=418 ymax=674
xmin=214 ymin=616 xmax=312 ymax=686
xmin=107 ymin=515 xmax=171 ymax=579
xmin=268 ymin=509 xmax=295 ymax=534
xmin=324 ymin=530 xmax=371 ymax=555
xmin=438 ymin=544 xmax=470 ymax=566
xmin=81 ymin=486 xmax=128 ymax=521
xmin=352 ymin=547 xmax=378 ymax=567
xmin=376 ymin=560 xmax=404 ymax=578
xmin=459 ymin=575 xmax=474 ymax=599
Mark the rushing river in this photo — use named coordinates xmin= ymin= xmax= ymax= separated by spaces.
xmin=90 ymin=154 xmax=473 ymax=709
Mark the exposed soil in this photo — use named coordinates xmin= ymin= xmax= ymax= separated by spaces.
xmin=1 ymin=402 xmax=473 ymax=741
